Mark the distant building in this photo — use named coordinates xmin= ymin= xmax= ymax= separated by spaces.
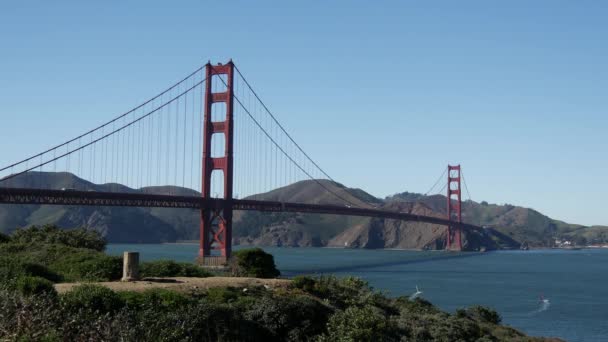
xmin=554 ymin=238 xmax=572 ymax=247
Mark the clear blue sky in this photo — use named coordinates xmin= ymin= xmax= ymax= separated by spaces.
xmin=0 ymin=1 xmax=606 ymax=226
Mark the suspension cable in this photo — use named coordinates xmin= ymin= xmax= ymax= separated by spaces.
xmin=0 ymin=77 xmax=207 ymax=184
xmin=232 ymin=65 xmax=371 ymax=208
xmin=217 ymin=76 xmax=360 ymax=208
xmin=0 ymin=66 xmax=204 ymax=173
xmin=234 ymin=65 xmax=342 ymax=186
xmin=461 ymin=169 xmax=473 ymax=202
xmin=423 ymin=166 xmax=448 ymax=196
xmin=436 ymin=180 xmax=448 ymax=196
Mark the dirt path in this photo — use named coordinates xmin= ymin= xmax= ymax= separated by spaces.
xmin=54 ymin=276 xmax=291 ymax=294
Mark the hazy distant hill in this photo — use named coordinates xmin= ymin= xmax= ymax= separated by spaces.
xmin=0 ymin=172 xmax=604 ymax=249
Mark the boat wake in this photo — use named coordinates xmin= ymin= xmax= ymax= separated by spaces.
xmin=528 ymin=295 xmax=550 ymax=315
xmin=537 ymin=298 xmax=550 ymax=312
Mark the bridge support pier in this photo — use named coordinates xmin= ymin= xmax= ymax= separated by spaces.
xmin=446 ymin=165 xmax=462 ymax=251
xmin=199 ymin=61 xmax=235 ymax=263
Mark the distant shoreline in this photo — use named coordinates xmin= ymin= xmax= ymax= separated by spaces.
xmin=130 ymin=242 xmax=608 ymax=251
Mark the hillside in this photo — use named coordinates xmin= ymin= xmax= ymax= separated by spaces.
xmin=386 ymin=192 xmax=598 ymax=247
xmin=234 ymin=180 xmax=379 ymax=247
xmin=0 ymin=172 xmax=195 ymax=242
xmin=326 ymin=200 xmax=517 ymax=250
xmin=0 ymin=172 xmax=604 ymax=249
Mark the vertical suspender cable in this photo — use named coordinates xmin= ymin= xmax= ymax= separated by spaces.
xmin=174 ymin=88 xmax=179 ymax=190
xmin=183 ymin=91 xmax=187 ymax=188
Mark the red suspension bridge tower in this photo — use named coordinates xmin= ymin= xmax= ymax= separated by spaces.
xmin=446 ymin=164 xmax=462 ymax=251
xmin=199 ymin=61 xmax=235 ymax=264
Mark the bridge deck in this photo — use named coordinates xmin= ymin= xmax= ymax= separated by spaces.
xmin=0 ymin=187 xmax=481 ymax=231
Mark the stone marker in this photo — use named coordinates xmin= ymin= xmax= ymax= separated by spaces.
xmin=121 ymin=251 xmax=140 ymax=281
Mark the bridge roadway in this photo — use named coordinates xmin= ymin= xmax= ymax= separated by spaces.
xmin=0 ymin=187 xmax=482 ymax=231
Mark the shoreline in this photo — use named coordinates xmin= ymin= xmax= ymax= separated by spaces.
xmin=120 ymin=242 xmax=605 ymax=251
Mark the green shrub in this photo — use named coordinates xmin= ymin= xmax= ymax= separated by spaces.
xmin=70 ymin=255 xmax=122 ymax=281
xmin=395 ymin=296 xmax=440 ymax=315
xmin=146 ymin=301 xmax=267 ymax=341
xmin=206 ymin=287 xmax=242 ymax=303
xmin=464 ymin=305 xmax=502 ymax=324
xmin=21 ymin=262 xmax=63 ymax=282
xmin=244 ymin=292 xmax=332 ymax=340
xmin=16 ymin=276 xmax=57 ymax=297
xmin=141 ymin=259 xmax=181 ymax=277
xmin=119 ymin=288 xmax=192 ymax=310
xmin=140 ymin=260 xmax=212 ymax=278
xmin=0 ymin=232 xmax=9 ymax=244
xmin=455 ymin=308 xmax=468 ymax=319
xmin=291 ymin=275 xmax=317 ymax=292
xmin=0 ymin=257 xmax=62 ymax=289
xmin=11 ymin=225 xmax=106 ymax=251
xmin=0 ymin=289 xmax=64 ymax=340
xmin=176 ymin=262 xmax=213 ymax=277
xmin=231 ymin=248 xmax=280 ymax=279
xmin=61 ymin=284 xmax=125 ymax=313
xmin=0 ymin=234 xmax=119 ymax=283
xmin=51 ymin=252 xmax=122 ymax=282
xmin=317 ymin=305 xmax=401 ymax=342
xmin=291 ymin=275 xmax=379 ymax=309
xmin=0 ymin=257 xmax=26 ymax=289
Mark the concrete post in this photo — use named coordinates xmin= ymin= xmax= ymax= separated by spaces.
xmin=121 ymin=251 xmax=140 ymax=281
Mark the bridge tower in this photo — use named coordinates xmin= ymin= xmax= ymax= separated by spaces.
xmin=199 ymin=61 xmax=235 ymax=264
xmin=446 ymin=165 xmax=462 ymax=251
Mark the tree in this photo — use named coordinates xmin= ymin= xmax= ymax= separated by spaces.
xmin=230 ymin=248 xmax=280 ymax=278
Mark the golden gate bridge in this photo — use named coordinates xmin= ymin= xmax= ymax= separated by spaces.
xmin=0 ymin=61 xmax=478 ymax=264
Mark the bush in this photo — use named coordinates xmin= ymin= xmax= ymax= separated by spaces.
xmin=292 ymin=275 xmax=317 ymax=292
xmin=244 ymin=292 xmax=332 ymax=340
xmin=21 ymin=262 xmax=63 ymax=282
xmin=140 ymin=260 xmax=212 ymax=278
xmin=291 ymin=275 xmax=380 ymax=309
xmin=0 ymin=229 xmax=120 ymax=283
xmin=16 ymin=276 xmax=57 ymax=297
xmin=0 ymin=257 xmax=62 ymax=289
xmin=0 ymin=289 xmax=64 ymax=341
xmin=231 ymin=248 xmax=280 ymax=279
xmin=395 ymin=296 xmax=440 ymax=315
xmin=317 ymin=305 xmax=401 ymax=342
xmin=61 ymin=284 xmax=125 ymax=313
xmin=0 ymin=232 xmax=9 ymax=244
xmin=455 ymin=308 xmax=468 ymax=319
xmin=52 ymin=252 xmax=122 ymax=282
xmin=206 ymin=287 xmax=243 ymax=303
xmin=11 ymin=225 xmax=106 ymax=251
xmin=464 ymin=305 xmax=502 ymax=324
xmin=119 ymin=289 xmax=192 ymax=310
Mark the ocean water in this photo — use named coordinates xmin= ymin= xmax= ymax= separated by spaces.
xmin=106 ymin=244 xmax=608 ymax=341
